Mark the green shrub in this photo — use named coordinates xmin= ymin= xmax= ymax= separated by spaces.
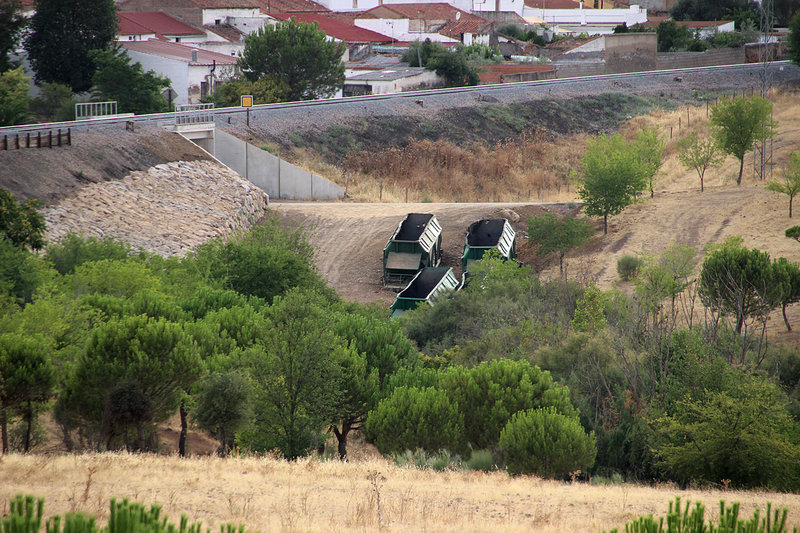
xmin=786 ymin=226 xmax=800 ymax=239
xmin=498 ymin=407 xmax=596 ymax=478
xmin=365 ymin=386 xmax=463 ymax=454
xmin=46 ymin=234 xmax=136 ymax=275
xmin=616 ymin=254 xmax=643 ymax=281
xmin=465 ymin=449 xmax=496 ymax=472
xmin=392 ymin=449 xmax=463 ymax=471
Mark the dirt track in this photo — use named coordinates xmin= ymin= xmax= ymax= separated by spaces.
xmin=273 ymin=202 xmax=570 ymax=304
xmin=273 ymin=184 xmax=800 ymax=340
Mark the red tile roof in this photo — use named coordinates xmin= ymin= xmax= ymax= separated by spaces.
xmin=359 ymin=2 xmax=485 ymax=22
xmin=118 ymin=12 xmax=206 ymax=36
xmin=251 ymin=0 xmax=330 ymax=13
xmin=439 ymin=17 xmax=493 ymax=39
xmin=271 ymin=12 xmax=392 ymax=42
xmin=185 ymin=0 xmax=262 ymax=8
xmin=121 ymin=40 xmax=238 ymax=64
xmin=203 ymin=23 xmax=246 ymax=42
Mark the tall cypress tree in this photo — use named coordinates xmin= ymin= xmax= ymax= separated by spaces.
xmin=24 ymin=0 xmax=117 ymax=92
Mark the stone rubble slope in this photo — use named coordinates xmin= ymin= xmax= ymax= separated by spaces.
xmin=43 ymin=160 xmax=268 ymax=257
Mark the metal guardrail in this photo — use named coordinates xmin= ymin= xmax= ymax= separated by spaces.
xmin=175 ymin=103 xmax=214 ymax=125
xmin=75 ymin=101 xmax=118 ymax=119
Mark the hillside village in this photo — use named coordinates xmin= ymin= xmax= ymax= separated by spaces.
xmin=3 ymin=0 xmax=800 ymax=531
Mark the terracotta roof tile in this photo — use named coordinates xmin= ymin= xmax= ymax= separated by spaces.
xmin=203 ymin=22 xmax=246 ymax=41
xmin=359 ymin=3 xmax=486 ymax=22
xmin=118 ymin=11 xmax=206 ymax=36
xmin=251 ymin=0 xmax=330 ymax=12
xmin=185 ymin=0 xmax=262 ymax=8
xmin=121 ymin=39 xmax=238 ymax=64
xmin=271 ymin=13 xmax=392 ymax=42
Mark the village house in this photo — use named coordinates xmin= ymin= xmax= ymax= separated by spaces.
xmin=120 ymin=40 xmax=237 ymax=104
xmin=354 ymin=3 xmax=493 ymax=45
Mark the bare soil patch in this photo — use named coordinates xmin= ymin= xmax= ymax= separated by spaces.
xmin=0 ymin=125 xmax=211 ymax=204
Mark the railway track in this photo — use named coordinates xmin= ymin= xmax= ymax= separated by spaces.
xmin=0 ymin=61 xmax=795 ymax=136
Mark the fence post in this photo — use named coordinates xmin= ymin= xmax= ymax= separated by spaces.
xmin=26 ymin=133 xmax=30 ymax=148
xmin=379 ymin=180 xmax=383 ymax=201
xmin=67 ymin=128 xmax=71 ymax=146
xmin=48 ymin=131 xmax=52 ymax=148
xmin=2 ymin=135 xmax=6 ymax=150
xmin=14 ymin=134 xmax=19 ymax=149
xmin=57 ymin=129 xmax=62 ymax=147
xmin=37 ymin=132 xmax=41 ymax=148
xmin=405 ymin=187 xmax=408 ymax=203
xmin=670 ymin=126 xmax=673 ymax=139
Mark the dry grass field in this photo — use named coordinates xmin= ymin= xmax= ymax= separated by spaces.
xmin=2 ymin=453 xmax=800 ymax=533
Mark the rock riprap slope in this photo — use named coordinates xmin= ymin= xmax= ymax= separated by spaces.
xmin=43 ymin=160 xmax=268 ymax=257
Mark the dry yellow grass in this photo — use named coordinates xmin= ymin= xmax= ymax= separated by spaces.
xmin=2 ymin=453 xmax=799 ymax=533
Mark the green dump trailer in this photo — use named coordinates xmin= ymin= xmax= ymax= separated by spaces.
xmin=390 ymin=267 xmax=459 ymax=319
xmin=383 ymin=213 xmax=443 ymax=289
xmin=461 ymin=218 xmax=516 ymax=274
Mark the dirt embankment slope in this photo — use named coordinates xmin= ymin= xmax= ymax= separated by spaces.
xmin=0 ymin=125 xmax=211 ymax=205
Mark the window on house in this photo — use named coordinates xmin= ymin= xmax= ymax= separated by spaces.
xmin=215 ymin=18 xmax=221 ymax=24
xmin=175 ymin=37 xmax=181 ymax=42
xmin=200 ymin=81 xmax=209 ymax=98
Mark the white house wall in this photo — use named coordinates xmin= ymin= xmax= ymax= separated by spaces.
xmin=201 ymin=8 xmax=260 ymax=26
xmin=227 ymin=16 xmax=272 ymax=35
xmin=355 ymin=18 xmax=459 ymax=43
xmin=523 ymin=5 xmax=647 ymax=26
xmin=188 ymin=63 xmax=237 ymax=103
xmin=125 ymin=50 xmax=191 ymax=105
xmin=193 ymin=41 xmax=243 ymax=57
xmin=470 ymin=0 xmax=524 ymax=16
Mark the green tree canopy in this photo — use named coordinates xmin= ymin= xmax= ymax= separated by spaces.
xmin=765 ymin=151 xmax=800 ymax=218
xmin=365 ymin=386 xmax=464 ymax=454
xmin=634 ymin=126 xmax=665 ymax=198
xmin=577 ymin=133 xmax=649 ymax=234
xmin=677 ymin=133 xmax=724 ymax=192
xmin=24 ymin=0 xmax=117 ymax=92
xmin=527 ymin=212 xmax=594 ymax=278
xmin=652 ymin=370 xmax=800 ymax=490
xmin=28 ymin=82 xmax=76 ymax=122
xmin=499 ymin=407 xmax=597 ymax=478
xmin=656 ymin=20 xmax=693 ymax=52
xmin=710 ymin=95 xmax=776 ymax=185
xmin=192 ymin=371 xmax=252 ymax=456
xmin=0 ymin=67 xmax=29 ymax=126
xmin=89 ymin=50 xmax=169 ymax=115
xmin=238 ymin=18 xmax=345 ymax=101
xmin=403 ymin=39 xmax=479 ymax=87
xmin=210 ymin=76 xmax=290 ymax=107
xmin=790 ymin=10 xmax=800 ymax=66
xmin=0 ymin=189 xmax=45 ymax=250
xmin=699 ymin=240 xmax=784 ymax=338
xmin=0 ymin=0 xmax=26 ymax=73
xmin=0 ymin=333 xmax=54 ymax=454
xmin=56 ymin=315 xmax=201 ymax=450
xmin=238 ymin=289 xmax=343 ymax=459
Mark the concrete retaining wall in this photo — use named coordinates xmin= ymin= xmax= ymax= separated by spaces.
xmin=215 ymin=129 xmax=344 ymax=200
xmin=656 ymin=48 xmax=744 ymax=70
xmin=554 ymin=62 xmax=606 ymax=78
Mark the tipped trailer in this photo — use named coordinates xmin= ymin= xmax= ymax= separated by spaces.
xmin=461 ymin=218 xmax=517 ymax=274
xmin=390 ymin=267 xmax=459 ymax=319
xmin=383 ymin=213 xmax=443 ymax=289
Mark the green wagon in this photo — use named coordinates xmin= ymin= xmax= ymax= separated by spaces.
xmin=383 ymin=213 xmax=443 ymax=289
xmin=461 ymin=218 xmax=516 ymax=274
xmin=390 ymin=267 xmax=459 ymax=319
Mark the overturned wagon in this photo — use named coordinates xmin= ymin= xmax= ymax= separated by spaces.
xmin=383 ymin=213 xmax=443 ymax=289
xmin=390 ymin=267 xmax=459 ymax=319
xmin=461 ymin=218 xmax=517 ymax=273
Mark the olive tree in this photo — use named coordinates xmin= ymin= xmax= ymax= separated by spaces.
xmin=677 ymin=133 xmax=724 ymax=192
xmin=765 ymin=151 xmax=800 ymax=218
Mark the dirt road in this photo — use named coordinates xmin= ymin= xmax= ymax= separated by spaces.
xmin=273 ymin=202 xmax=570 ymax=304
xmin=273 ymin=186 xmax=800 ymax=338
